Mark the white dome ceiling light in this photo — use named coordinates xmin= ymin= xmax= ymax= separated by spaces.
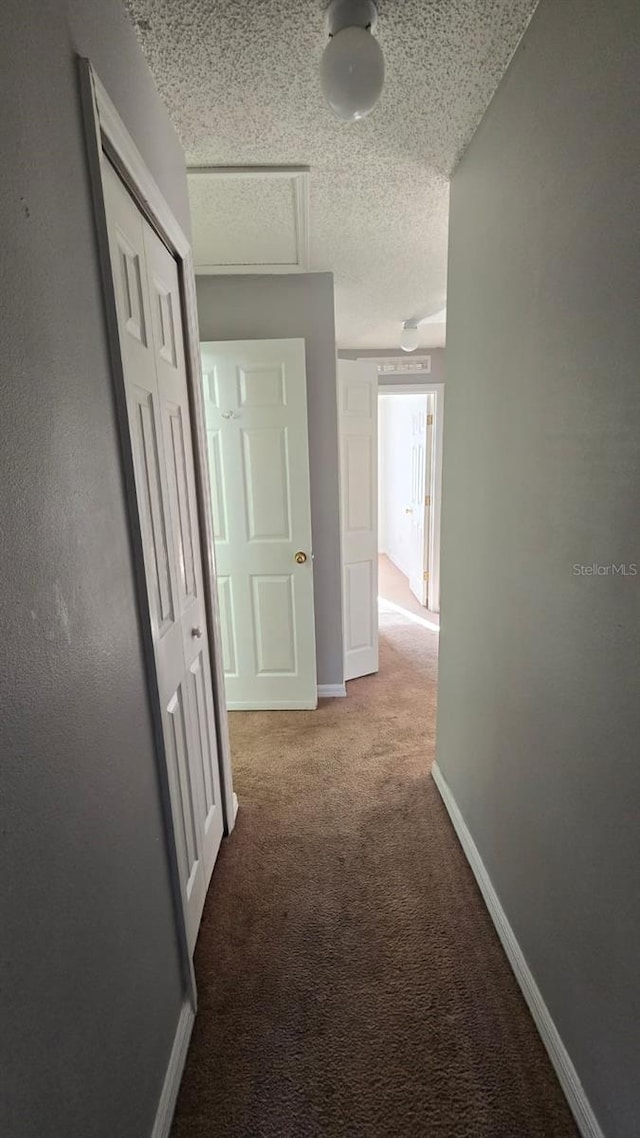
xmin=320 ymin=0 xmax=384 ymax=122
xmin=400 ymin=320 xmax=420 ymax=353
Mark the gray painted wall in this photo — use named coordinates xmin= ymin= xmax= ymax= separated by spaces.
xmin=197 ymin=274 xmax=344 ymax=687
xmin=436 ymin=1 xmax=640 ymax=1135
xmin=0 ymin=2 xmax=189 ymax=1135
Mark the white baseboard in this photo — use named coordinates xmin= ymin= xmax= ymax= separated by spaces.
xmin=151 ymin=999 xmax=195 ymax=1138
xmin=227 ymin=689 xmax=347 ymax=707
xmin=317 ymin=683 xmax=347 ymax=698
xmin=431 ymin=763 xmax=604 ymax=1138
xmin=226 ymin=700 xmax=317 ymax=710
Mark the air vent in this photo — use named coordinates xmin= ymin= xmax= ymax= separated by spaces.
xmin=377 ymin=357 xmax=431 ymax=375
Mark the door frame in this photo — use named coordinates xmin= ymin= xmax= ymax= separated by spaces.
xmin=377 ymin=381 xmax=444 ymax=613
xmin=79 ymin=60 xmax=237 ymax=994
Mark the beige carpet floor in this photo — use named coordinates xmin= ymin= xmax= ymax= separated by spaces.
xmin=171 ymin=617 xmax=578 ymax=1137
xmin=378 ymin=553 xmax=440 ymax=627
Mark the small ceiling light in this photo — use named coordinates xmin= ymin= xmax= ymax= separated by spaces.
xmin=320 ymin=0 xmax=384 ymax=122
xmin=400 ymin=320 xmax=420 ymax=353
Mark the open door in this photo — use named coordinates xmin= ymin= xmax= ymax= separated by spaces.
xmin=338 ymin=360 xmax=379 ymax=682
xmin=201 ymin=339 xmax=317 ymax=710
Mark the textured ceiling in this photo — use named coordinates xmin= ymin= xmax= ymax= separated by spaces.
xmin=126 ymin=0 xmax=538 ymax=349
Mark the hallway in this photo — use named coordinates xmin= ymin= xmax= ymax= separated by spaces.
xmin=171 ymin=614 xmax=577 ymax=1137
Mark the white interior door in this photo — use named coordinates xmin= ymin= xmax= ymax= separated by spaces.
xmin=201 ymin=340 xmax=317 ymax=710
xmin=338 ymin=360 xmax=379 ymax=682
xmin=103 ymin=159 xmax=224 ymax=954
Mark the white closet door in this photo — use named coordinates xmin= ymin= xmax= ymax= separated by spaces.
xmin=201 ymin=339 xmax=317 ymax=710
xmin=103 ymin=160 xmax=224 ymax=953
xmin=338 ymin=360 xmax=379 ymax=682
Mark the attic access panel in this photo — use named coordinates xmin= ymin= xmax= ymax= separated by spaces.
xmin=187 ymin=166 xmax=310 ymax=274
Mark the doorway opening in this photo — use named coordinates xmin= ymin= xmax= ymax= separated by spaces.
xmin=377 ymin=386 xmax=443 ymax=638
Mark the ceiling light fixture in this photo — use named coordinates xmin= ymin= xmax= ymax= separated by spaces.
xmin=400 ymin=320 xmax=420 ymax=353
xmin=320 ymin=0 xmax=384 ymax=122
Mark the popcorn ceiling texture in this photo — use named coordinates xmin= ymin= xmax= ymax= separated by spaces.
xmin=126 ymin=0 xmax=539 ymax=348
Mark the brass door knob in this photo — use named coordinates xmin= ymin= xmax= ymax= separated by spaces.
xmin=294 ymin=551 xmax=308 ymax=564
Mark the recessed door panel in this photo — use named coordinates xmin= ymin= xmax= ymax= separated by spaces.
xmin=206 ymin=428 xmax=227 ymax=543
xmin=130 ymin=386 xmax=174 ymax=634
xmin=168 ymin=404 xmax=197 ymax=602
xmin=152 ymin=280 xmax=177 ymax=367
xmin=239 ymin=364 xmax=286 ymax=407
xmin=242 ymin=427 xmax=291 ymax=542
xmin=166 ymin=686 xmax=202 ymax=900
xmin=116 ymin=233 xmax=147 ymax=346
xmin=342 ymin=434 xmax=374 ymax=534
xmin=204 ymin=368 xmax=221 ymax=409
xmin=342 ymin=379 xmax=373 ymax=418
xmin=216 ymin=575 xmax=238 ymax=676
xmin=189 ymin=656 xmax=217 ymax=822
xmin=251 ymin=575 xmax=297 ymax=675
xmin=345 ymin=561 xmax=373 ymax=652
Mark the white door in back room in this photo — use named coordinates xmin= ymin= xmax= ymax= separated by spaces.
xmin=338 ymin=359 xmax=379 ymax=682
xmin=103 ymin=159 xmax=224 ymax=954
xmin=201 ymin=339 xmax=317 ymax=710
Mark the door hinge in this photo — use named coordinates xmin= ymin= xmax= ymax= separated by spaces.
xmin=425 ymin=495 xmax=431 ymax=507
xmin=423 ymin=571 xmax=429 ymax=581
xmin=427 ymin=414 xmax=434 ymax=426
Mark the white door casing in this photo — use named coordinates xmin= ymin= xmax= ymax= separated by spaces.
xmin=201 ymin=340 xmax=317 ymax=710
xmin=103 ymin=160 xmax=224 ymax=953
xmin=408 ymin=394 xmax=435 ymax=606
xmin=427 ymin=390 xmax=443 ymax=614
xmin=424 ymin=393 xmax=436 ymax=608
xmin=338 ymin=359 xmax=379 ymax=682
